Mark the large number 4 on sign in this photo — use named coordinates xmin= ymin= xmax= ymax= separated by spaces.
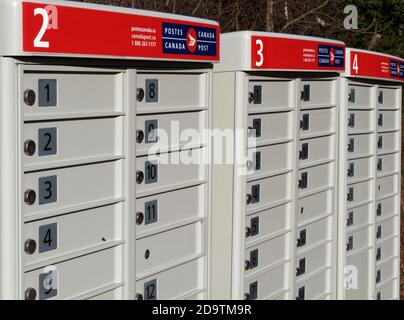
xmin=33 ymin=5 xmax=59 ymax=48
xmin=352 ymin=54 xmax=359 ymax=74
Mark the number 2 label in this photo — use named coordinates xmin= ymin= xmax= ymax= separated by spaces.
xmin=34 ymin=8 xmax=49 ymax=48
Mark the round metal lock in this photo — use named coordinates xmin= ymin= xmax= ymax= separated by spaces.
xmin=247 ymin=126 xmax=253 ymax=138
xmin=135 ymin=293 xmax=143 ymax=300
xmin=24 ymin=239 xmax=37 ymax=255
xmin=244 ymin=293 xmax=250 ymax=300
xmin=248 ymin=92 xmax=255 ymax=103
xmin=136 ymin=171 xmax=144 ymax=184
xmin=246 ymin=160 xmax=253 ymax=171
xmin=246 ymin=193 xmax=252 ymax=205
xmin=136 ymin=212 xmax=144 ymax=225
xmin=136 ymin=88 xmax=145 ymax=102
xmin=24 ymin=89 xmax=36 ymax=106
xmin=144 ymin=249 xmax=150 ymax=259
xmin=245 ymin=227 xmax=252 ymax=238
xmin=24 ymin=287 xmax=37 ymax=300
xmin=136 ymin=130 xmax=144 ymax=143
xmin=24 ymin=189 xmax=36 ymax=205
xmin=244 ymin=260 xmax=251 ymax=271
xmin=24 ymin=139 xmax=36 ymax=156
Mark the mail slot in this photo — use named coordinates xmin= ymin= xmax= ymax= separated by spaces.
xmin=23 ymin=246 xmax=123 ymax=300
xmin=376 ymin=174 xmax=398 ymax=199
xmin=136 ymin=185 xmax=205 ymax=237
xmin=298 ymin=135 xmax=335 ymax=166
xmin=347 ymin=157 xmax=373 ymax=182
xmin=246 ymin=143 xmax=292 ymax=178
xmin=246 ymin=173 xmax=291 ymax=213
xmin=376 ymin=195 xmax=398 ymax=221
xmin=136 ymin=73 xmax=206 ymax=113
xmin=296 ymin=243 xmax=332 ymax=278
xmin=297 ymin=190 xmax=333 ymax=226
xmin=136 ymin=111 xmax=205 ymax=155
xmin=347 ymin=110 xmax=374 ymax=133
xmin=377 ymin=110 xmax=399 ymax=131
xmin=245 ymin=203 xmax=291 ymax=245
xmin=247 ymin=112 xmax=293 ymax=146
xmin=345 ymin=250 xmax=371 ymax=299
xmin=135 ymin=258 xmax=204 ymax=300
xmin=247 ymin=80 xmax=293 ymax=111
xmin=376 ymin=216 xmax=398 ymax=242
xmin=23 ymin=203 xmax=123 ymax=268
xmin=346 ymin=226 xmax=372 ymax=255
xmin=346 ymin=134 xmax=374 ymax=158
xmin=345 ymin=203 xmax=372 ymax=230
xmin=244 ymin=233 xmax=288 ymax=276
xmin=135 ymin=148 xmax=205 ymax=196
xmin=300 ymin=80 xmax=336 ymax=107
xmin=23 ymin=160 xmax=123 ymax=220
xmin=377 ymin=153 xmax=399 ymax=176
xmin=23 ymin=117 xmax=123 ymax=170
xmin=136 ymin=222 xmax=203 ymax=277
xmin=377 ymin=87 xmax=399 ymax=109
xmin=244 ymin=262 xmax=289 ymax=300
xmin=299 ymin=108 xmax=336 ymax=138
xmin=297 ymin=162 xmax=334 ymax=195
xmin=296 ymin=216 xmax=332 ymax=250
xmin=347 ymin=84 xmax=373 ymax=109
xmin=346 ymin=180 xmax=372 ymax=208
xmin=295 ymin=268 xmax=331 ymax=300
xmin=376 ymin=132 xmax=399 ymax=154
xmin=23 ymin=71 xmax=124 ymax=119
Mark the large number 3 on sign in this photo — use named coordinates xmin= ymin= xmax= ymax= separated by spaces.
xmin=33 ymin=5 xmax=59 ymax=48
xmin=255 ymin=39 xmax=264 ymax=67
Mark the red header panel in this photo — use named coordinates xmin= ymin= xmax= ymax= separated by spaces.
xmin=22 ymin=2 xmax=220 ymax=61
xmin=251 ymin=35 xmax=345 ymax=71
xmin=349 ymin=50 xmax=404 ymax=82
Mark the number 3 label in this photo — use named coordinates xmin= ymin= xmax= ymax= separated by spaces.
xmin=255 ymin=39 xmax=264 ymax=67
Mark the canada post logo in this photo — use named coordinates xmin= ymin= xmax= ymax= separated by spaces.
xmin=390 ymin=60 xmax=404 ymax=79
xmin=317 ymin=45 xmax=344 ymax=67
xmin=162 ymin=23 xmax=217 ymax=56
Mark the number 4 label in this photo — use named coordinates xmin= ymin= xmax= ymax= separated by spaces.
xmin=33 ymin=5 xmax=59 ymax=48
xmin=352 ymin=54 xmax=359 ymax=74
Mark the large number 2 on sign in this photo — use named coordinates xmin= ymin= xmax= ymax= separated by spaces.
xmin=34 ymin=8 xmax=50 ymax=48
xmin=255 ymin=39 xmax=264 ymax=67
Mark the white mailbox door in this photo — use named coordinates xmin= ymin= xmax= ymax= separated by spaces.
xmin=19 ymin=65 xmax=126 ymax=300
xmin=134 ymin=70 xmax=210 ymax=300
xmin=338 ymin=78 xmax=402 ymax=300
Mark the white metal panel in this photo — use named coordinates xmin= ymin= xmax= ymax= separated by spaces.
xmin=347 ymin=157 xmax=373 ymax=183
xmin=247 ymin=112 xmax=293 ymax=146
xmin=345 ymin=250 xmax=372 ymax=299
xmin=135 ymin=258 xmax=205 ymax=300
xmin=376 ymin=132 xmax=400 ymax=154
xmin=376 ymin=195 xmax=399 ymax=221
xmin=136 ymin=111 xmax=205 ymax=155
xmin=375 ymin=237 xmax=397 ymax=263
xmin=346 ymin=227 xmax=372 ymax=255
xmin=23 ymin=118 xmax=124 ymax=170
xmin=136 ymin=185 xmax=205 ymax=237
xmin=347 ymin=84 xmax=374 ymax=109
xmin=298 ymin=162 xmax=334 ymax=196
xmin=295 ymin=268 xmax=331 ymax=300
xmin=298 ymin=135 xmax=335 ymax=167
xmin=23 ymin=160 xmax=123 ymax=220
xmin=377 ymin=110 xmax=400 ymax=131
xmin=136 ymin=222 xmax=203 ymax=277
xmin=23 ymin=71 xmax=124 ymax=119
xmin=376 ymin=279 xmax=399 ymax=300
xmin=347 ymin=110 xmax=373 ymax=133
xmin=23 ymin=203 xmax=123 ymax=268
xmin=346 ymin=134 xmax=374 ymax=158
xmin=346 ymin=203 xmax=372 ymax=231
xmin=136 ymin=73 xmax=207 ymax=113
xmin=376 ymin=174 xmax=398 ymax=199
xmin=377 ymin=153 xmax=399 ymax=176
xmin=247 ymin=80 xmax=293 ymax=112
xmin=299 ymin=108 xmax=336 ymax=138
xmin=23 ymin=247 xmax=123 ymax=300
xmin=296 ymin=243 xmax=332 ymax=279
xmin=377 ymin=87 xmax=400 ymax=109
xmin=297 ymin=190 xmax=333 ymax=226
xmin=299 ymin=80 xmax=336 ymax=107
xmin=296 ymin=216 xmax=332 ymax=250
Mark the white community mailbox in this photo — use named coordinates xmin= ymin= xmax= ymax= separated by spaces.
xmin=0 ymin=0 xmax=219 ymax=300
xmin=211 ymin=31 xmax=345 ymax=300
xmin=338 ymin=48 xmax=403 ymax=300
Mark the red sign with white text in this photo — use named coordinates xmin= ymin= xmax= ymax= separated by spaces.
xmin=22 ymin=2 xmax=220 ymax=61
xmin=349 ymin=50 xmax=404 ymax=82
xmin=251 ymin=35 xmax=345 ymax=71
